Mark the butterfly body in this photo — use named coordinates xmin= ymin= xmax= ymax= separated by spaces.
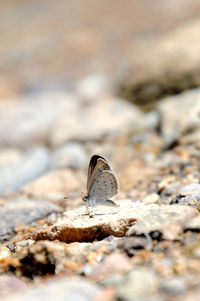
xmin=83 ymin=155 xmax=119 ymax=206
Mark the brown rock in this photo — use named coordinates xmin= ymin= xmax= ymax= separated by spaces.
xmin=32 ymin=201 xmax=197 ymax=243
xmin=33 ymin=201 xmax=146 ymax=242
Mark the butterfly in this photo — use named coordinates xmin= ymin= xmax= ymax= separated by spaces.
xmin=82 ymin=154 xmax=119 ymax=206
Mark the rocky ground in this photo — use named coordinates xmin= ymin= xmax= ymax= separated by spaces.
xmin=1 ymin=1 xmax=200 ymax=301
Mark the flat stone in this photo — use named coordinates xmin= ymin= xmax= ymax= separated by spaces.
xmin=4 ymin=277 xmax=101 ymax=301
xmin=0 ymin=147 xmax=50 ymax=195
xmin=126 ymin=204 xmax=197 ymax=240
xmin=0 ymin=198 xmax=61 ymax=240
xmin=33 ymin=200 xmax=140 ymax=242
xmin=33 ymin=202 xmax=197 ymax=243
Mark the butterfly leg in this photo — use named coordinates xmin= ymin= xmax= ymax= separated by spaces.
xmin=85 ymin=198 xmax=96 ymax=218
xmin=104 ymin=199 xmax=118 ymax=206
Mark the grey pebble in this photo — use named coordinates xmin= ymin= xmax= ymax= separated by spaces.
xmin=160 ymin=278 xmax=187 ymax=296
xmin=117 ymin=268 xmax=158 ymax=300
xmin=179 ymin=183 xmax=200 ymax=197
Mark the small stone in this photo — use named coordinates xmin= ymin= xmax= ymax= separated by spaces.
xmin=88 ymin=252 xmax=131 ymax=282
xmin=117 ymin=268 xmax=157 ymax=299
xmin=185 ymin=215 xmax=200 ymax=231
xmin=160 ymin=182 xmax=182 ymax=204
xmin=76 ymin=74 xmax=109 ymax=100
xmin=160 ymin=277 xmax=187 ymax=296
xmin=179 ymin=183 xmax=200 ymax=197
xmin=0 ymin=246 xmax=11 ymax=261
xmin=143 ymin=193 xmax=159 ymax=204
xmin=175 ymin=194 xmax=200 ymax=208
xmin=117 ymin=236 xmax=150 ymax=256
xmin=158 ymin=176 xmax=176 ymax=192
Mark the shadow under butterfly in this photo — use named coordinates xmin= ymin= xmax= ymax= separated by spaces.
xmin=83 ymin=155 xmax=119 ymax=207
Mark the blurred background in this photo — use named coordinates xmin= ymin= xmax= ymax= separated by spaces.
xmin=1 ymin=0 xmax=200 ymax=197
xmin=0 ymin=0 xmax=200 ymax=196
xmin=1 ymin=0 xmax=200 ymax=96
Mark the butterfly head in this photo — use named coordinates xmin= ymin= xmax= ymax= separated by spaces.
xmin=82 ymin=195 xmax=89 ymax=202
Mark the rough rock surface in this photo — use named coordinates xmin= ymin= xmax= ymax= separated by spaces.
xmin=33 ymin=202 xmax=197 ymax=242
xmin=126 ymin=204 xmax=197 ymax=240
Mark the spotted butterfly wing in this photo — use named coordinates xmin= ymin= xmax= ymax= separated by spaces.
xmin=88 ymin=169 xmax=119 ymax=203
xmin=87 ymin=155 xmax=111 ymax=194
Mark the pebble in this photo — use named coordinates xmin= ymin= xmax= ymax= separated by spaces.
xmin=117 ymin=237 xmax=150 ymax=256
xmin=179 ymin=183 xmax=200 ymax=197
xmin=76 ymin=74 xmax=109 ymax=100
xmin=0 ymin=246 xmax=11 ymax=261
xmin=117 ymin=268 xmax=157 ymax=299
xmin=185 ymin=215 xmax=200 ymax=231
xmin=160 ymin=277 xmax=187 ymax=296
